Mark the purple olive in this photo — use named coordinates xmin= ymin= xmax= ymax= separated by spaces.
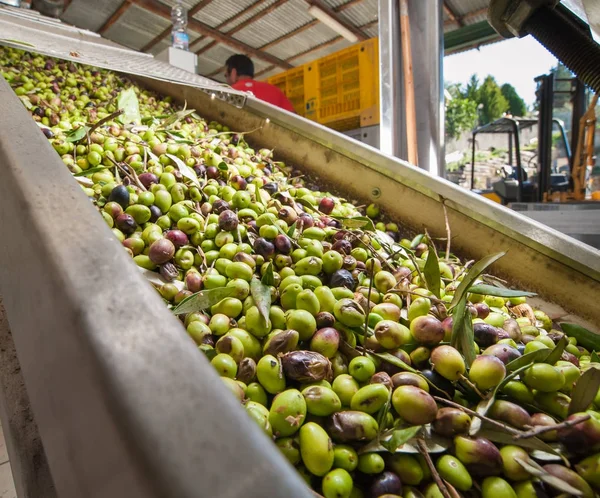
xmin=148 ymin=238 xmax=175 ymax=265
xmin=138 ymin=172 xmax=158 ymax=189
xmin=253 ymin=237 xmax=275 ymax=258
xmin=274 ymin=234 xmax=292 ymax=254
xmin=218 ymin=210 xmax=239 ymax=232
xmin=332 ymin=239 xmax=352 ymax=255
xmin=165 ymin=229 xmax=189 ymax=248
xmin=212 ymin=199 xmax=230 ymax=214
xmin=115 ymin=213 xmax=136 ymax=234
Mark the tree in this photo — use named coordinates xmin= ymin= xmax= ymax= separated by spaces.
xmin=501 ymin=83 xmax=526 ymax=116
xmin=445 ymin=83 xmax=478 ymax=140
xmin=477 ymin=76 xmax=509 ymax=124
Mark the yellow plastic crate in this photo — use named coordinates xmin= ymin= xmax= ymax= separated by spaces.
xmin=304 ymin=38 xmax=379 ymax=131
xmin=266 ymin=66 xmax=307 ymax=117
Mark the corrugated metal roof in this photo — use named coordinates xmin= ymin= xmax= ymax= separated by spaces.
xmin=192 ymin=0 xmax=279 ymax=29
xmin=339 ymin=0 xmax=378 ymax=28
xmin=61 ymin=0 xmax=123 ymax=32
xmin=447 ymin=0 xmax=487 ymax=18
xmin=55 ymin=0 xmax=497 ymax=82
xmin=233 ymin=0 xmax=315 ymax=47
xmin=104 ymin=5 xmax=170 ymax=51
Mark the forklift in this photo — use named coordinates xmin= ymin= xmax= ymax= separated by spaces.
xmin=469 ymin=73 xmax=600 ymax=248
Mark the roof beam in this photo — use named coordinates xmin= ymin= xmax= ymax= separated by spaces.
xmin=98 ymin=0 xmax=132 ymax=35
xmin=249 ymin=18 xmax=378 ymax=79
xmin=190 ymin=0 xmax=269 ymax=52
xmin=203 ymin=0 xmax=366 ymax=78
xmin=444 ymin=7 xmax=487 ymax=27
xmin=304 ymin=0 xmax=367 ymax=41
xmin=196 ymin=0 xmax=289 ymax=56
xmin=140 ymin=0 xmax=214 ymax=53
xmin=131 ymin=0 xmax=293 ymax=69
xmin=443 ymin=1 xmax=464 ymax=27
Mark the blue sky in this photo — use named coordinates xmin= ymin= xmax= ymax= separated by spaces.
xmin=444 ymin=36 xmax=559 ymax=106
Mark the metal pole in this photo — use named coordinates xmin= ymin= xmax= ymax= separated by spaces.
xmin=471 ymin=132 xmax=477 ymax=190
xmin=378 ymin=0 xmax=406 ymax=158
xmin=378 ymin=0 xmax=444 ymax=175
xmin=512 ymin=119 xmax=524 ymax=203
xmin=408 ymin=0 xmax=445 ymax=176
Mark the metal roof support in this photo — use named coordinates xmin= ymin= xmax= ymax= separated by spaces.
xmin=191 ymin=0 xmax=268 ymax=52
xmin=131 ymin=0 xmax=293 ymax=69
xmin=196 ymin=0 xmax=290 ymax=56
xmin=378 ymin=0 xmax=444 ymax=176
xmin=98 ymin=0 xmax=132 ymax=35
xmin=443 ymin=1 xmax=464 ymax=27
xmin=305 ymin=0 xmax=368 ymax=41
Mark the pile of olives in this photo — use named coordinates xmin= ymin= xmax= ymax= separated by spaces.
xmin=3 ymin=46 xmax=600 ymax=498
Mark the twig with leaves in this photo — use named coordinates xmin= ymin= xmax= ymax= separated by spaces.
xmin=88 ymin=109 xmax=124 ymax=136
xmin=105 ymin=155 xmax=147 ymax=192
xmin=515 ymin=413 xmax=590 ymax=440
xmin=417 ymin=439 xmax=452 ymax=498
xmin=441 ymin=200 xmax=452 ymax=262
xmin=433 ymin=396 xmax=521 ymax=436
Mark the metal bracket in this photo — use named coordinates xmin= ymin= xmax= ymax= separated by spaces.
xmin=488 ymin=0 xmax=560 ymax=38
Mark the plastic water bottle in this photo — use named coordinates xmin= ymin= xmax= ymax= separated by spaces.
xmin=171 ymin=0 xmax=189 ymax=51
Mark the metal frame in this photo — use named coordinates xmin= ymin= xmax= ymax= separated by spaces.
xmin=0 ymin=77 xmax=311 ymax=498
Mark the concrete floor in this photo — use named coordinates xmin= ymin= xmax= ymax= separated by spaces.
xmin=0 ymin=423 xmax=16 ymax=498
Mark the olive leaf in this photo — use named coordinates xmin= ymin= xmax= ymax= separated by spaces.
xmin=116 ymin=87 xmax=141 ymax=125
xmin=381 ymin=426 xmax=422 ymax=453
xmin=19 ymin=96 xmax=34 ymax=109
xmin=172 ymin=287 xmax=235 ymax=315
xmin=591 ymin=351 xmax=600 ymax=364
xmin=165 ymin=153 xmax=201 ymax=188
xmin=73 ymin=166 xmax=107 ymax=177
xmin=250 ymin=277 xmax=271 ymax=324
xmin=287 ymin=221 xmax=297 ymax=238
xmin=162 ymin=109 xmax=196 ymax=129
xmin=468 ymin=284 xmax=537 ymax=298
xmin=449 ymin=251 xmax=506 ymax=310
xmin=376 ymin=391 xmax=392 ymax=439
xmin=372 ymin=353 xmax=453 ymax=398
xmin=559 ymin=323 xmax=600 ymax=352
xmin=261 ymin=263 xmax=274 ymax=286
xmin=423 ymin=247 xmax=441 ymax=298
xmin=506 ymin=348 xmax=552 ymax=372
xmin=477 ymin=427 xmax=564 ymax=459
xmin=331 ymin=216 xmax=376 ymax=232
xmin=529 ymin=449 xmax=563 ymax=461
xmin=410 ymin=234 xmax=425 ymax=248
xmin=140 ymin=268 xmax=185 ymax=291
xmin=514 ymin=456 xmax=583 ymax=496
xmin=65 ymin=125 xmax=89 ymax=142
xmin=543 ymin=335 xmax=569 ymax=365
xmin=450 ymin=298 xmax=476 ymax=368
xmin=568 ymin=366 xmax=600 ymax=415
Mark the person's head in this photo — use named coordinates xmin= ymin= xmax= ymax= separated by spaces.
xmin=225 ymin=54 xmax=254 ymax=85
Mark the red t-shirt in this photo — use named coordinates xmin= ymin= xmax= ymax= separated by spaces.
xmin=232 ymin=79 xmax=296 ymax=113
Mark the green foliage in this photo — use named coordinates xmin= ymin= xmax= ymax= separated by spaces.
xmin=501 ymin=83 xmax=527 ymax=117
xmin=477 ymin=76 xmax=509 ymax=124
xmin=445 ymin=83 xmax=478 ymax=140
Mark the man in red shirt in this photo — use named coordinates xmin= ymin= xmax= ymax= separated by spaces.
xmin=225 ymin=54 xmax=296 ymax=113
